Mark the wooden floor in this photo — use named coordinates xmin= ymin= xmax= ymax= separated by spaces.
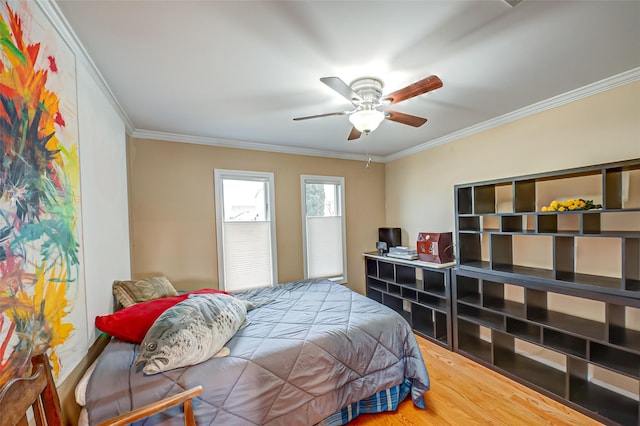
xmin=350 ymin=335 xmax=603 ymax=426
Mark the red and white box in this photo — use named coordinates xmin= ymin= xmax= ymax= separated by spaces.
xmin=417 ymin=232 xmax=453 ymax=263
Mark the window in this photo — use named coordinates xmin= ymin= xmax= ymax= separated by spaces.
xmin=214 ymin=170 xmax=277 ymax=291
xmin=301 ymin=175 xmax=347 ymax=283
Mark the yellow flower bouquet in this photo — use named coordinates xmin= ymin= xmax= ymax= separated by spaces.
xmin=541 ymin=199 xmax=602 ymax=212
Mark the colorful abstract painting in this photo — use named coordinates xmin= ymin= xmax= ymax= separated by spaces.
xmin=0 ymin=1 xmax=86 ymax=386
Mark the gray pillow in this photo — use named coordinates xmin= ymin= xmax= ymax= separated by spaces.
xmin=136 ymin=293 xmax=247 ymax=374
xmin=112 ymin=276 xmax=178 ymax=308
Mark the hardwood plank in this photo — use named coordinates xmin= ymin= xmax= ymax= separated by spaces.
xmin=350 ymin=335 xmax=603 ymax=425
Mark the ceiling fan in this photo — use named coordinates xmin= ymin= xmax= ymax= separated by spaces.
xmin=293 ymin=74 xmax=443 ymax=140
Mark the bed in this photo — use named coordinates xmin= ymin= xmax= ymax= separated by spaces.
xmin=85 ymin=279 xmax=430 ymax=425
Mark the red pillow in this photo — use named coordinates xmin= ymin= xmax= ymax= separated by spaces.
xmin=95 ymin=288 xmax=229 ymax=343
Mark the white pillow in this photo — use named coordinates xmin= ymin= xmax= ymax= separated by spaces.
xmin=77 ymin=408 xmax=89 ymax=426
xmin=75 ymin=358 xmax=99 ymax=407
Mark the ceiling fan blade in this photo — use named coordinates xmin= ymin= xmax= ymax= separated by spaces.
xmin=293 ymin=111 xmax=348 ymax=121
xmin=321 ymin=77 xmax=362 ymax=104
xmin=347 ymin=127 xmax=361 ymax=141
xmin=385 ymin=110 xmax=428 ymax=127
xmin=382 ymin=75 xmax=443 ymax=105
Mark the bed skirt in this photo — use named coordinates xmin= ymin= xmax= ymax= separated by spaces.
xmin=319 ymin=378 xmax=412 ymax=425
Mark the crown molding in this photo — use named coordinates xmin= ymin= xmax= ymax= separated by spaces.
xmin=384 ymin=67 xmax=640 ymax=162
xmin=37 ymin=0 xmax=135 ymax=133
xmin=130 ymin=129 xmax=385 ymax=163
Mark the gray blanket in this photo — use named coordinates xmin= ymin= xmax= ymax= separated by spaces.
xmin=86 ymin=279 xmax=430 ymax=425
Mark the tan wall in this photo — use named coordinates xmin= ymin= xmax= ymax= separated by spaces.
xmin=127 ymin=82 xmax=639 ymax=297
xmin=386 ymin=81 xmax=640 ymax=242
xmin=127 ymin=140 xmax=385 ymax=295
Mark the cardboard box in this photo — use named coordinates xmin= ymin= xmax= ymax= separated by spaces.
xmin=417 ymin=232 xmax=453 ymax=263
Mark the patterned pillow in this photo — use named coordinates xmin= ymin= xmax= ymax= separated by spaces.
xmin=112 ymin=276 xmax=178 ymax=308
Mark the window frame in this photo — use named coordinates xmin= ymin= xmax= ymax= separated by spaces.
xmin=214 ymin=169 xmax=278 ymax=291
xmin=300 ymin=174 xmax=347 ymax=284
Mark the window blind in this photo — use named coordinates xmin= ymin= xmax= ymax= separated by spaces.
xmin=306 ymin=216 xmax=343 ymax=278
xmin=222 ymin=221 xmax=272 ymax=291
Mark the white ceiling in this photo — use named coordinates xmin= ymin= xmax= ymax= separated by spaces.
xmin=54 ymin=0 xmax=640 ymax=160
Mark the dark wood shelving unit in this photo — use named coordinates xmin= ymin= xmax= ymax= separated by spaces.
xmin=364 ymin=253 xmax=455 ymax=349
xmin=454 ymin=158 xmax=640 ymax=426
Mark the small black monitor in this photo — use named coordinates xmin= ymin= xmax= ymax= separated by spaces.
xmin=378 ymin=227 xmax=402 ymax=251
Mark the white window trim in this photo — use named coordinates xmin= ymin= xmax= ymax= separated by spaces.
xmin=214 ymin=169 xmax=278 ymax=291
xmin=300 ymin=175 xmax=347 ymax=284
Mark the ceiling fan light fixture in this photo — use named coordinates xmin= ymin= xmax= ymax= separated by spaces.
xmin=349 ymin=109 xmax=385 ymax=134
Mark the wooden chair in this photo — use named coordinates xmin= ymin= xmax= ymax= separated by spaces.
xmin=0 ymin=352 xmax=63 ymax=426
xmin=0 ymin=351 xmax=203 ymax=426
